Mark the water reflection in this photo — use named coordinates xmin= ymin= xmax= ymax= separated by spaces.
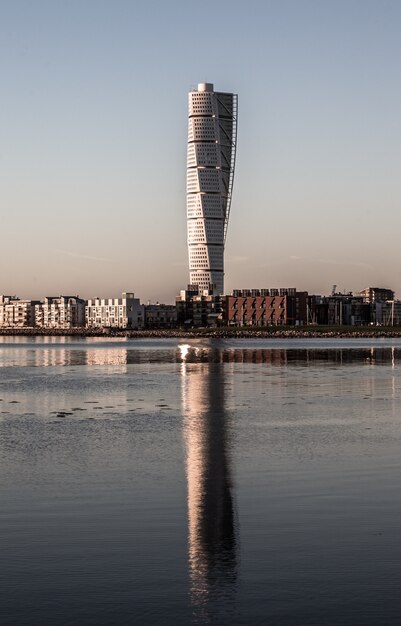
xmin=0 ymin=347 xmax=172 ymax=368
xmin=2 ymin=340 xmax=401 ymax=368
xmin=177 ymin=346 xmax=401 ymax=365
xmin=180 ymin=345 xmax=238 ymax=622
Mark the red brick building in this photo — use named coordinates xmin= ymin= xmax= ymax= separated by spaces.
xmin=224 ymin=289 xmax=308 ymax=326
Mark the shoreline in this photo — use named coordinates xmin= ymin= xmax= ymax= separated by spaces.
xmin=2 ymin=326 xmax=401 ymax=339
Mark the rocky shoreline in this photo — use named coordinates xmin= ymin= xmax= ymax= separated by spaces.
xmin=1 ymin=326 xmax=401 ymax=339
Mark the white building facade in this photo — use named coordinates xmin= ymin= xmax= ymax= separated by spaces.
xmin=187 ymin=83 xmax=238 ymax=295
xmin=0 ymin=296 xmax=37 ymax=328
xmin=35 ymin=296 xmax=85 ymax=329
xmin=86 ymin=292 xmax=144 ymax=329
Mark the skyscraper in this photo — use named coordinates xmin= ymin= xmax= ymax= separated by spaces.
xmin=186 ymin=83 xmax=238 ymax=295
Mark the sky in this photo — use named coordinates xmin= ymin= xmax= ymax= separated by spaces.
xmin=1 ymin=0 xmax=400 ymax=303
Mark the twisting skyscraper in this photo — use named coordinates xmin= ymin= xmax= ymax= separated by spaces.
xmin=186 ymin=83 xmax=238 ymax=295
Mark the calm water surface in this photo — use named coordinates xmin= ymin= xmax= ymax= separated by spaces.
xmin=1 ymin=337 xmax=401 ymax=625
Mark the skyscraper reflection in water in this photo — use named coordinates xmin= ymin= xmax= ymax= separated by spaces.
xmin=179 ymin=344 xmax=238 ymax=622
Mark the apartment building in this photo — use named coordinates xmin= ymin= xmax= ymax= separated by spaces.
xmin=0 ymin=295 xmax=38 ymax=328
xmin=86 ymin=292 xmax=144 ymax=329
xmin=35 ymin=296 xmax=85 ymax=329
xmin=360 ymin=287 xmax=395 ymax=304
xmin=176 ymin=286 xmax=223 ymax=327
xmin=225 ymin=289 xmax=308 ymax=326
xmin=144 ymin=304 xmax=177 ymax=328
xmin=375 ymin=300 xmax=401 ymax=326
xmin=313 ymin=294 xmax=372 ymax=326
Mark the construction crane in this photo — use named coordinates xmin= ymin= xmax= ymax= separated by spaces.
xmin=331 ymin=285 xmax=337 ymax=296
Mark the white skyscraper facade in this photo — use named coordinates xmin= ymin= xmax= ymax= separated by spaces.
xmin=187 ymin=83 xmax=238 ymax=295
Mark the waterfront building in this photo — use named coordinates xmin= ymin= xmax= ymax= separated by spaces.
xmin=312 ymin=293 xmax=371 ymax=326
xmin=176 ymin=286 xmax=223 ymax=327
xmin=375 ymin=300 xmax=401 ymax=326
xmin=225 ymin=289 xmax=308 ymax=326
xmin=144 ymin=303 xmax=177 ymax=328
xmin=85 ymin=292 xmax=144 ymax=329
xmin=187 ymin=82 xmax=238 ymax=295
xmin=35 ymin=296 xmax=85 ymax=329
xmin=360 ymin=287 xmax=395 ymax=304
xmin=0 ymin=295 xmax=38 ymax=328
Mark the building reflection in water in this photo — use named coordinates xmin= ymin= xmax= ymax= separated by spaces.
xmin=2 ymin=342 xmax=401 ymax=369
xmin=179 ymin=344 xmax=238 ymax=620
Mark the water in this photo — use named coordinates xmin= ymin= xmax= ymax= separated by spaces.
xmin=1 ymin=337 xmax=401 ymax=625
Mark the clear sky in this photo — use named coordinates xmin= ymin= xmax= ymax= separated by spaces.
xmin=1 ymin=0 xmax=400 ymax=302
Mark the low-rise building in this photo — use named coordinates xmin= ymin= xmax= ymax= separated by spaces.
xmin=360 ymin=287 xmax=395 ymax=304
xmin=225 ymin=288 xmax=308 ymax=326
xmin=35 ymin=296 xmax=85 ymax=329
xmin=0 ymin=295 xmax=38 ymax=328
xmin=176 ymin=286 xmax=223 ymax=327
xmin=144 ymin=304 xmax=177 ymax=328
xmin=313 ymin=293 xmax=372 ymax=326
xmin=375 ymin=300 xmax=401 ymax=326
xmin=86 ymin=292 xmax=144 ymax=329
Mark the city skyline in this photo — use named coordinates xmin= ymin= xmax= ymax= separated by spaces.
xmin=2 ymin=1 xmax=401 ymax=303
